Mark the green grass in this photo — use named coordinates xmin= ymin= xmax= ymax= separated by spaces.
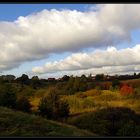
xmin=0 ymin=107 xmax=95 ymax=137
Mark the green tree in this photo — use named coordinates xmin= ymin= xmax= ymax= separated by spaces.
xmin=62 ymin=75 xmax=70 ymax=81
xmin=16 ymin=74 xmax=30 ymax=86
xmin=0 ymin=84 xmax=17 ymax=108
xmin=38 ymin=87 xmax=69 ymax=120
xmin=112 ymin=79 xmax=120 ymax=89
xmin=79 ymin=75 xmax=87 ymax=91
xmin=73 ymin=77 xmax=80 ymax=92
xmin=66 ymin=76 xmax=75 ymax=94
xmin=95 ymin=74 xmax=104 ymax=81
xmin=31 ymin=76 xmax=41 ymax=89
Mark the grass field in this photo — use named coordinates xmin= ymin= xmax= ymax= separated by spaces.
xmin=29 ymin=87 xmax=140 ymax=115
xmin=0 ymin=106 xmax=95 ymax=136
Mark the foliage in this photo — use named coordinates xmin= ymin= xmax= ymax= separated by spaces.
xmin=64 ymin=95 xmax=96 ymax=114
xmin=120 ymin=84 xmax=134 ymax=96
xmin=95 ymin=74 xmax=104 ymax=81
xmin=117 ymin=120 xmax=140 ymax=136
xmin=16 ymin=74 xmax=30 ymax=86
xmin=67 ymin=107 xmax=140 ymax=136
xmin=38 ymin=96 xmax=53 ymax=118
xmin=76 ymin=89 xmax=101 ymax=98
xmin=61 ymin=75 xmax=70 ymax=81
xmin=19 ymin=85 xmax=35 ymax=97
xmin=16 ymin=96 xmax=32 ymax=113
xmin=0 ymin=107 xmax=94 ymax=136
xmin=55 ymin=98 xmax=70 ymax=120
xmin=38 ymin=87 xmax=70 ymax=120
xmin=31 ymin=76 xmax=41 ymax=89
xmin=0 ymin=84 xmax=17 ymax=108
xmin=112 ymin=79 xmax=120 ymax=89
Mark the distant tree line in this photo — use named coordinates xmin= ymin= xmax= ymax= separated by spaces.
xmin=0 ymin=73 xmax=139 ymax=93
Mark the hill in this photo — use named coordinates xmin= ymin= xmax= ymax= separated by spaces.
xmin=67 ymin=107 xmax=140 ymax=136
xmin=0 ymin=107 xmax=95 ymax=137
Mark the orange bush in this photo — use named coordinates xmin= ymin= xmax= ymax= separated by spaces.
xmin=120 ymin=84 xmax=134 ymax=96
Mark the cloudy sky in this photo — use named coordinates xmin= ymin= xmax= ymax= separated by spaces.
xmin=0 ymin=4 xmax=140 ymax=78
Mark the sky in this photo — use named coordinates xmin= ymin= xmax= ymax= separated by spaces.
xmin=0 ymin=4 xmax=140 ymax=79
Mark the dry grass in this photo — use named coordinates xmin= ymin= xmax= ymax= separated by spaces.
xmin=29 ymin=87 xmax=140 ymax=115
xmin=29 ymin=97 xmax=40 ymax=111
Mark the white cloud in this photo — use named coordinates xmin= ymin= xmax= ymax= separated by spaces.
xmin=36 ymin=64 xmax=140 ymax=79
xmin=32 ymin=45 xmax=140 ymax=75
xmin=0 ymin=4 xmax=140 ymax=72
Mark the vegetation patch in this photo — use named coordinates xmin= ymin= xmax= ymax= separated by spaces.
xmin=67 ymin=107 xmax=140 ymax=136
xmin=0 ymin=107 xmax=95 ymax=136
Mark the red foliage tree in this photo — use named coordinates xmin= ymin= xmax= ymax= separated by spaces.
xmin=120 ymin=84 xmax=134 ymax=96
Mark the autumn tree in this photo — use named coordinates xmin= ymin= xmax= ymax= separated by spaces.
xmin=120 ymin=84 xmax=134 ymax=96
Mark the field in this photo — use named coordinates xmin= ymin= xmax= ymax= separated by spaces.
xmin=0 ymin=106 xmax=95 ymax=136
xmin=30 ymin=87 xmax=140 ymax=115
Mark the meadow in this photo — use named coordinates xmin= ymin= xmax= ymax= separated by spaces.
xmin=30 ymin=86 xmax=140 ymax=115
xmin=0 ymin=107 xmax=94 ymax=136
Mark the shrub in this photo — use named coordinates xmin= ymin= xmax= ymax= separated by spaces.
xmin=112 ymin=79 xmax=120 ymax=89
xmin=38 ymin=87 xmax=69 ymax=120
xmin=16 ymin=96 xmax=32 ymax=113
xmin=102 ymin=82 xmax=112 ymax=90
xmin=134 ymin=88 xmax=140 ymax=97
xmin=38 ymin=96 xmax=53 ymax=118
xmin=117 ymin=120 xmax=140 ymax=136
xmin=0 ymin=84 xmax=17 ymax=108
xmin=55 ymin=99 xmax=70 ymax=119
xmin=95 ymin=87 xmax=102 ymax=95
xmin=76 ymin=89 xmax=101 ymax=99
xmin=67 ymin=107 xmax=140 ymax=136
xmin=82 ymin=97 xmax=95 ymax=108
xmin=120 ymin=84 xmax=134 ymax=96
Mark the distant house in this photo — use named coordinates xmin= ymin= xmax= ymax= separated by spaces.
xmin=47 ymin=78 xmax=56 ymax=82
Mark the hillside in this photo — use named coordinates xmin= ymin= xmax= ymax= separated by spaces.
xmin=0 ymin=107 xmax=95 ymax=137
xmin=67 ymin=107 xmax=140 ymax=136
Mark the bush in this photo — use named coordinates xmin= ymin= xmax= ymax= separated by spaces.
xmin=112 ymin=79 xmax=120 ymax=89
xmin=38 ymin=87 xmax=69 ymax=120
xmin=0 ymin=84 xmax=17 ymax=108
xmin=67 ymin=107 xmax=140 ymax=136
xmin=38 ymin=96 xmax=53 ymax=118
xmin=76 ymin=89 xmax=101 ymax=98
xmin=134 ymin=88 xmax=140 ymax=97
xmin=55 ymin=99 xmax=70 ymax=119
xmin=117 ymin=120 xmax=140 ymax=136
xmin=120 ymin=84 xmax=134 ymax=96
xmin=16 ymin=96 xmax=32 ymax=113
